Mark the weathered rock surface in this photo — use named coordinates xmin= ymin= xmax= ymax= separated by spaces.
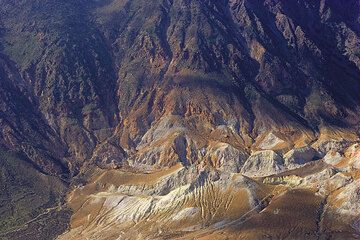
xmin=60 ymin=167 xmax=262 ymax=240
xmin=206 ymin=142 xmax=249 ymax=173
xmin=347 ymin=144 xmax=360 ymax=169
xmin=336 ymin=180 xmax=360 ymax=216
xmin=257 ymin=132 xmax=287 ymax=150
xmin=241 ymin=150 xmax=284 ymax=177
xmin=323 ymin=150 xmax=343 ymax=165
xmin=284 ymin=146 xmax=318 ymax=169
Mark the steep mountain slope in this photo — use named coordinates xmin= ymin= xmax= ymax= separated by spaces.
xmin=0 ymin=0 xmax=359 ymax=239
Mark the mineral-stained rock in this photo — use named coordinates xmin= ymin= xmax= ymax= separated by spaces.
xmin=335 ymin=180 xmax=360 ymax=216
xmin=60 ymin=167 xmax=262 ymax=240
xmin=327 ymin=172 xmax=352 ymax=190
xmin=346 ymin=144 xmax=360 ymax=169
xmin=257 ymin=132 xmax=286 ymax=150
xmin=207 ymin=142 xmax=249 ymax=173
xmin=323 ymin=150 xmax=343 ymax=165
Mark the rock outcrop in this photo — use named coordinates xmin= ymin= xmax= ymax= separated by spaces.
xmin=241 ymin=150 xmax=284 ymax=177
xmin=284 ymin=146 xmax=318 ymax=169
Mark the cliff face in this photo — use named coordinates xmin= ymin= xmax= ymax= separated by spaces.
xmin=0 ymin=0 xmax=359 ymax=239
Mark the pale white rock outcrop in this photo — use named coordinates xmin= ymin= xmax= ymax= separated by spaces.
xmin=346 ymin=144 xmax=360 ymax=157
xmin=207 ymin=142 xmax=248 ymax=173
xmin=335 ymin=180 xmax=360 ymax=216
xmin=172 ymin=207 xmax=199 ymax=221
xmin=323 ymin=150 xmax=343 ymax=165
xmin=116 ymin=166 xmax=198 ymax=196
xmin=138 ymin=115 xmax=187 ymax=147
xmin=328 ymin=173 xmax=352 ymax=189
xmin=240 ymin=150 xmax=284 ymax=177
xmin=347 ymin=144 xmax=360 ymax=169
xmin=131 ymin=133 xmax=197 ymax=169
xmin=59 ymin=168 xmax=263 ymax=240
xmin=302 ymin=168 xmax=336 ymax=186
xmin=258 ymin=132 xmax=286 ymax=150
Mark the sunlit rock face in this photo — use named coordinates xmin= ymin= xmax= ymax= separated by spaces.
xmin=241 ymin=150 xmax=285 ymax=177
xmin=0 ymin=0 xmax=359 ymax=239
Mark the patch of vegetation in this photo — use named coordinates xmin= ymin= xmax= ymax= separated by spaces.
xmin=2 ymin=33 xmax=43 ymax=69
xmin=0 ymin=148 xmax=69 ymax=239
